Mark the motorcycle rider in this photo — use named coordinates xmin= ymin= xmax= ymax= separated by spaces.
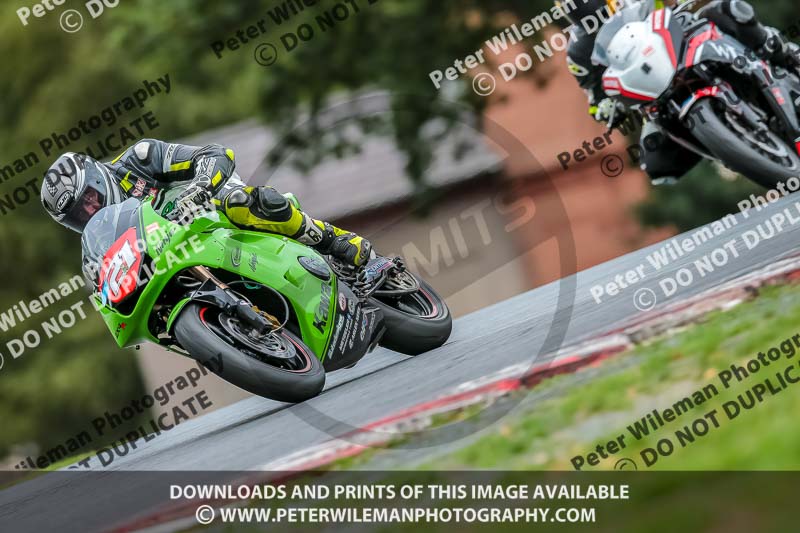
xmin=40 ymin=139 xmax=375 ymax=267
xmin=563 ymin=0 xmax=800 ymax=183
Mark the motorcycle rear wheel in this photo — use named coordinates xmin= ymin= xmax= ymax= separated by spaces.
xmin=686 ymin=99 xmax=800 ymax=188
xmin=174 ymin=303 xmax=325 ymax=403
xmin=371 ymin=276 xmax=452 ymax=356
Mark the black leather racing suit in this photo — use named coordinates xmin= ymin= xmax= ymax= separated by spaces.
xmin=102 ymin=139 xmax=373 ymax=266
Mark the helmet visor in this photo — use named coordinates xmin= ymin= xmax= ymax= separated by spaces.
xmin=60 ymin=164 xmax=109 ymax=233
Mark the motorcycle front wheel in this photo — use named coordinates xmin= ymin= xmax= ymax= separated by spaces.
xmin=174 ymin=303 xmax=325 ymax=403
xmin=686 ymin=98 xmax=800 ymax=188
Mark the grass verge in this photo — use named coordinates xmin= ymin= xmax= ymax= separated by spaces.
xmin=434 ymin=282 xmax=800 ymax=470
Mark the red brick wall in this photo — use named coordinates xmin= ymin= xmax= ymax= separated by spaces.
xmin=482 ymin=34 xmax=673 ymax=285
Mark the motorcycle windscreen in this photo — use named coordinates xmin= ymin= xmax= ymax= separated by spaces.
xmin=602 ymin=13 xmax=680 ymax=102
xmin=592 ymin=1 xmax=657 ymax=67
xmin=81 ymin=198 xmax=146 ymax=306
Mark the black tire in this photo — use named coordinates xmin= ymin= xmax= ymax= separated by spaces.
xmin=687 ymin=99 xmax=800 ymax=188
xmin=371 ymin=277 xmax=452 ymax=356
xmin=174 ymin=303 xmax=325 ymax=403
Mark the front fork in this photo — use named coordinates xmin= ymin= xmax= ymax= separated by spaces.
xmin=726 ymin=64 xmax=800 ymax=148
xmin=680 ymin=82 xmax=778 ymax=137
xmin=187 ymin=266 xmax=280 ymax=333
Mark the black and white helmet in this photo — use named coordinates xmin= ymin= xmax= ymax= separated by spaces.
xmin=40 ymin=153 xmax=122 ymax=233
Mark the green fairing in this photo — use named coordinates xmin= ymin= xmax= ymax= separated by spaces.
xmin=95 ymin=200 xmax=336 ymax=361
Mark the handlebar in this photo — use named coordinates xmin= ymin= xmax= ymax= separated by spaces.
xmin=165 ymin=197 xmax=215 ymax=224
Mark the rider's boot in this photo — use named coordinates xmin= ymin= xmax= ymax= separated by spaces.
xmin=222 ymin=186 xmax=375 ymax=267
xmin=640 ymin=122 xmax=701 ymax=186
xmin=301 ymin=219 xmax=376 ymax=268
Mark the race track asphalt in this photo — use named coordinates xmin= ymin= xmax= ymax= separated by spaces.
xmin=2 ymin=192 xmax=799 ymax=532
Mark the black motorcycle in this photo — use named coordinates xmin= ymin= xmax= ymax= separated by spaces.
xmin=597 ymin=2 xmax=800 ymax=187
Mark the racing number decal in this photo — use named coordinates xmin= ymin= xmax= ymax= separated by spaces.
xmin=99 ymin=227 xmax=143 ymax=304
xmin=106 ymin=240 xmax=138 ymax=296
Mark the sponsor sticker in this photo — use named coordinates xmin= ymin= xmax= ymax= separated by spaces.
xmin=56 ymin=191 xmax=73 ymax=211
xmin=132 ymin=178 xmax=147 ymax=197
xmin=348 ymin=307 xmax=362 ymax=350
xmin=338 ymin=315 xmax=353 ymax=353
xmin=326 ymin=315 xmax=345 ymax=359
xmin=313 ymin=283 xmax=332 ymax=333
xmin=359 ymin=313 xmax=368 ymax=341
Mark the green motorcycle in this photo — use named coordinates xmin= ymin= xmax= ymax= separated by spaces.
xmin=82 ymin=195 xmax=452 ymax=403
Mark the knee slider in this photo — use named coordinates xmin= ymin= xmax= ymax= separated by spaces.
xmin=255 ymin=187 xmax=293 ymax=222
